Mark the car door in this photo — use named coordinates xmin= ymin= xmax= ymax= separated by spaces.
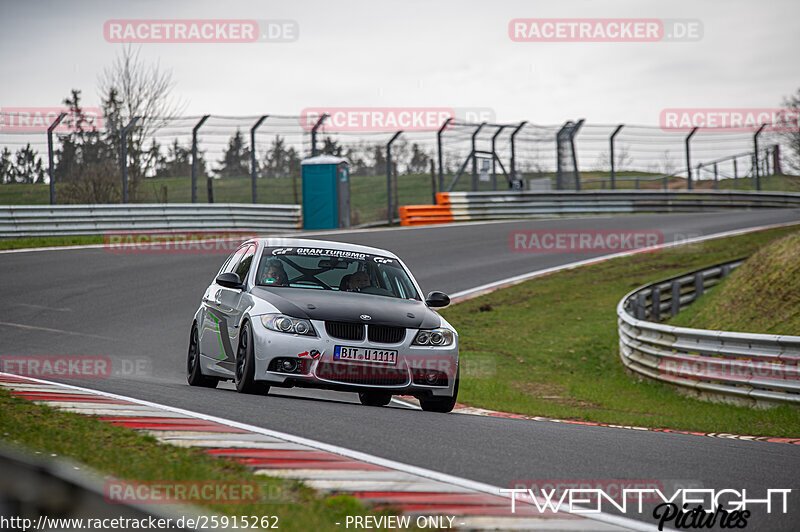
xmin=199 ymin=246 xmax=247 ymax=368
xmin=214 ymin=244 xmax=256 ymax=372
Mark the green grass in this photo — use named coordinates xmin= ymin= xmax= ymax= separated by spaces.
xmin=669 ymin=232 xmax=800 ymax=335
xmin=0 ymin=235 xmax=103 ymax=251
xmin=441 ymin=225 xmax=800 ymax=437
xmin=0 ymin=387 xmax=398 ymax=531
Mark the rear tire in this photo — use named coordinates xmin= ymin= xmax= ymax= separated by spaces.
xmin=419 ymin=367 xmax=459 ymax=413
xmin=358 ymin=391 xmax=392 ymax=407
xmin=235 ymin=321 xmax=270 ymax=395
xmin=187 ymin=324 xmax=219 ymax=388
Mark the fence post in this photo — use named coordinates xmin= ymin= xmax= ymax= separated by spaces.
xmin=386 ymin=131 xmax=402 ymax=226
xmin=772 ymin=144 xmax=782 ymax=175
xmin=47 ymin=112 xmax=66 ymax=205
xmin=191 ymin=115 xmax=210 ymax=203
xmin=733 ymin=158 xmax=738 ymax=185
xmin=250 ymin=115 xmax=268 ymax=204
xmin=694 ymin=272 xmax=704 ymax=300
xmin=609 ymin=124 xmax=624 ymax=190
xmin=753 ymin=123 xmax=766 ymax=191
xmin=509 ymin=121 xmax=526 ymax=183
xmin=570 ymin=119 xmax=584 ymax=191
xmin=713 ymin=162 xmax=718 ymax=190
xmin=471 ymin=123 xmax=486 ymax=191
xmin=310 ymin=113 xmax=328 ymax=157
xmin=490 ymin=125 xmax=506 ymax=191
xmin=684 ymin=127 xmax=698 ymax=190
xmin=120 ymin=117 xmax=139 ymax=204
xmin=437 ymin=118 xmax=452 ymax=194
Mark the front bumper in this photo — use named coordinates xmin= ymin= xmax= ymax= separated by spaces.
xmin=251 ymin=317 xmax=459 ymax=398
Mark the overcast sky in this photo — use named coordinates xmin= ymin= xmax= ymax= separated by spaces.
xmin=1 ymin=0 xmax=798 ymax=126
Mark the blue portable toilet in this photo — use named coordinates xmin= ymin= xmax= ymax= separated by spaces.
xmin=301 ymin=155 xmax=350 ymax=230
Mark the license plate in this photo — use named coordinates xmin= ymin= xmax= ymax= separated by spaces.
xmin=333 ymin=346 xmax=397 ymax=365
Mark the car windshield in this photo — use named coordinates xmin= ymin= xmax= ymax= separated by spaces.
xmin=255 ymin=246 xmax=421 ymax=300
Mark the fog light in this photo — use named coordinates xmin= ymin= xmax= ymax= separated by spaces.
xmin=425 ymin=372 xmax=439 ymax=384
xmin=281 ymin=359 xmax=298 ymax=372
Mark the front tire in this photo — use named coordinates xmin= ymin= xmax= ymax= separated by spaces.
xmin=419 ymin=367 xmax=459 ymax=413
xmin=187 ymin=324 xmax=219 ymax=388
xmin=359 ymin=391 xmax=392 ymax=407
xmin=235 ymin=321 xmax=270 ymax=395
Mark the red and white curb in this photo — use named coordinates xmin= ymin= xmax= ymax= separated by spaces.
xmin=0 ymin=373 xmax=651 ymax=531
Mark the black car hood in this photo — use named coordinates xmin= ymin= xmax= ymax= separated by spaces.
xmin=250 ymin=287 xmax=441 ymax=328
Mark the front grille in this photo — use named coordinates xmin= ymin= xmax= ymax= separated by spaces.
xmin=316 ymin=361 xmax=408 ymax=386
xmin=368 ymin=325 xmax=406 ymax=344
xmin=325 ymin=321 xmax=365 ymax=341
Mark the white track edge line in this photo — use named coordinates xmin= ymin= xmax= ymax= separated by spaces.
xmin=0 ymin=372 xmax=657 ymax=532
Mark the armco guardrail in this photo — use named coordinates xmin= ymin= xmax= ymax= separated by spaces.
xmin=0 ymin=203 xmax=301 ymax=238
xmin=399 ymin=190 xmax=800 ymax=225
xmin=617 ymin=258 xmax=800 ymax=405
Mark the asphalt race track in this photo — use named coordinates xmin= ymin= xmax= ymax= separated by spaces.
xmin=3 ymin=209 xmax=800 ymax=530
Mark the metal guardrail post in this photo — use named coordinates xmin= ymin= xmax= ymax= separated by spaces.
xmin=250 ymin=115 xmax=268 ymax=204
xmin=694 ymin=272 xmax=704 ymax=299
xmin=509 ymin=121 xmax=526 ymax=183
xmin=670 ymin=281 xmax=681 ymax=316
xmin=753 ymin=123 xmax=766 ymax=191
xmin=386 ymin=131 xmax=403 ymax=226
xmin=471 ymin=123 xmax=486 ymax=192
xmin=191 ymin=115 xmax=210 ymax=203
xmin=684 ymin=127 xmax=698 ymax=190
xmin=120 ymin=117 xmax=140 ymax=204
xmin=651 ymin=286 xmax=661 ymax=322
xmin=437 ymin=118 xmax=452 ymax=194
xmin=310 ymin=113 xmax=328 ymax=157
xmin=609 ymin=124 xmax=624 ymax=190
xmin=47 ymin=112 xmax=66 ymax=205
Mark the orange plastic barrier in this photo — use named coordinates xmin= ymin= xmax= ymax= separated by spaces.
xmin=398 ymin=204 xmax=453 ymax=226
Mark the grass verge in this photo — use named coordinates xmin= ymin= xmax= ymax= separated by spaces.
xmin=0 ymin=235 xmax=103 ymax=251
xmin=441 ymin=225 xmax=800 ymax=437
xmin=0 ymin=387 xmax=395 ymax=531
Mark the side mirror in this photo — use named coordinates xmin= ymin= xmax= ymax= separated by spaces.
xmin=425 ymin=291 xmax=450 ymax=308
xmin=216 ymin=272 xmax=244 ymax=290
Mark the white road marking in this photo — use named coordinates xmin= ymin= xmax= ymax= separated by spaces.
xmin=0 ymin=320 xmax=114 ymax=340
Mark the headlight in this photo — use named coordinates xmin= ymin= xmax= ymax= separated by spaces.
xmin=261 ymin=314 xmax=317 ymax=336
xmin=412 ymin=328 xmax=454 ymax=346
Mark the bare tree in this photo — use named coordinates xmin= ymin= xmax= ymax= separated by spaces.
xmin=779 ymin=88 xmax=800 ymax=174
xmin=98 ymin=45 xmax=186 ymax=199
